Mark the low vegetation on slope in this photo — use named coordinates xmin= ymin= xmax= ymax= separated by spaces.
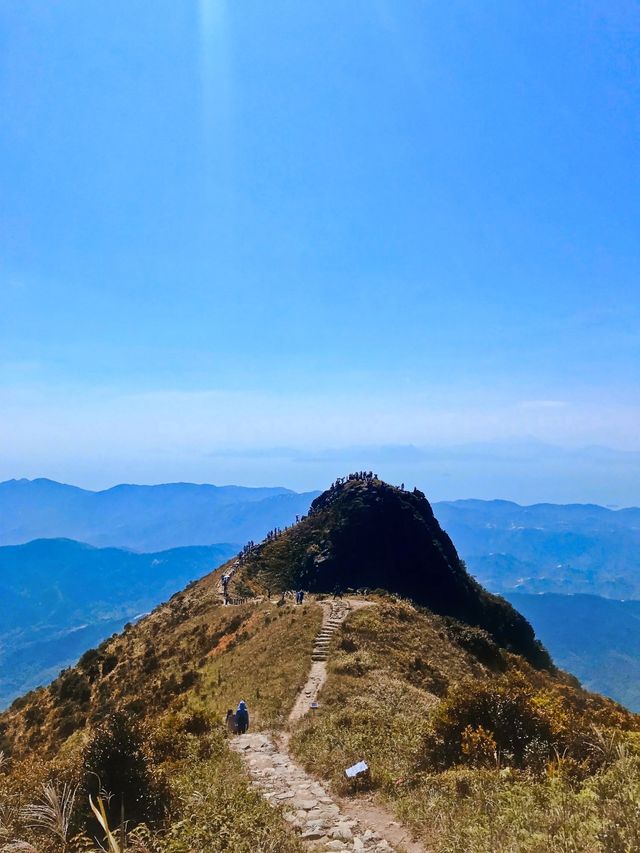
xmin=0 ymin=538 xmax=237 ymax=708
xmin=0 ymin=560 xmax=319 ymax=851
xmin=290 ymin=597 xmax=640 ymax=852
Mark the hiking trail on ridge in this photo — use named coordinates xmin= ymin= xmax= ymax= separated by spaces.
xmin=230 ymin=598 xmax=427 ymax=853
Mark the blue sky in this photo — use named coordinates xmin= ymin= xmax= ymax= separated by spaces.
xmin=1 ymin=1 xmax=639 ymax=500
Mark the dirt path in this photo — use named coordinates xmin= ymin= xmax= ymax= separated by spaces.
xmin=230 ymin=598 xmax=427 ymax=853
xmin=288 ymin=598 xmax=367 ymax=725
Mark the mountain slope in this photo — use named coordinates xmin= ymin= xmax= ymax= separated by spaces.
xmin=2 ymin=476 xmax=639 ymax=853
xmin=240 ymin=477 xmax=550 ymax=667
xmin=0 ymin=478 xmax=319 ymax=550
xmin=0 ymin=538 xmax=236 ymax=707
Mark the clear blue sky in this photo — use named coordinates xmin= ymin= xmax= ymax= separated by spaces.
xmin=1 ymin=1 xmax=639 ymax=500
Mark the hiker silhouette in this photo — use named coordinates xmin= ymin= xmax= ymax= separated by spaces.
xmin=236 ymin=700 xmax=249 ymax=734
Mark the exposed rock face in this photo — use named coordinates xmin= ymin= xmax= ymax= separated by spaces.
xmin=244 ymin=476 xmax=551 ymax=669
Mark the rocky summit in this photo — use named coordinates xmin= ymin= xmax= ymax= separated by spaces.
xmin=241 ymin=475 xmax=550 ymax=667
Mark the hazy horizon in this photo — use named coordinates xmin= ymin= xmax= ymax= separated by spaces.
xmin=3 ymin=439 xmax=640 ymax=507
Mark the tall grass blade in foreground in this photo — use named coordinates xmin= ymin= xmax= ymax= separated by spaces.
xmin=89 ymin=796 xmax=121 ymax=853
xmin=20 ymin=783 xmax=77 ymax=848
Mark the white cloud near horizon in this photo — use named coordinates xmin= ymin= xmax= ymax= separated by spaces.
xmin=519 ymin=400 xmax=569 ymax=409
xmin=1 ymin=383 xmax=639 ymax=456
xmin=2 ymin=382 xmax=640 ymax=504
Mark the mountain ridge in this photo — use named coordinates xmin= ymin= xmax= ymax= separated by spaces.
xmin=2 ymin=475 xmax=639 ymax=853
xmin=0 ymin=478 xmax=320 ymax=551
xmin=236 ymin=476 xmax=551 ymax=668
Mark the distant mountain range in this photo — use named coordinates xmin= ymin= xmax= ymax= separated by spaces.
xmin=434 ymin=498 xmax=640 ymax=599
xmin=507 ymin=593 xmax=640 ymax=712
xmin=4 ymin=482 xmax=639 ymax=598
xmin=0 ymin=478 xmax=320 ymax=551
xmin=0 ymin=538 xmax=237 ymax=707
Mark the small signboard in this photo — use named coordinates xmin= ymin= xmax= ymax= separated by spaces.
xmin=345 ymin=760 xmax=369 ymax=778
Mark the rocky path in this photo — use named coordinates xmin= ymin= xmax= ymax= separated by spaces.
xmin=231 ymin=732 xmax=395 ymax=852
xmin=288 ymin=598 xmax=356 ymax=724
xmin=230 ymin=599 xmax=426 ymax=853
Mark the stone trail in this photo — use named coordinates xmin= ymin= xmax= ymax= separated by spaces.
xmin=230 ymin=598 xmax=426 ymax=852
xmin=289 ymin=598 xmax=354 ymax=725
xmin=230 ymin=732 xmax=394 ymax=852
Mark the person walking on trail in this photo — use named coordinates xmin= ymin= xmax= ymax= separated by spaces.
xmin=225 ymin=708 xmax=238 ymax=734
xmin=236 ymin=700 xmax=250 ymax=734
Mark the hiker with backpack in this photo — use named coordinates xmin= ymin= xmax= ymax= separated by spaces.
xmin=236 ymin=700 xmax=250 ymax=734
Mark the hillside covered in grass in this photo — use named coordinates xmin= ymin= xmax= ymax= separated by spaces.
xmin=2 ymin=474 xmax=640 ymax=853
xmin=0 ymin=538 xmax=237 ymax=708
xmin=290 ymin=598 xmax=640 ymax=852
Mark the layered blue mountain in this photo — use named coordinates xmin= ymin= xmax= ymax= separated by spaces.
xmin=0 ymin=478 xmax=320 ymax=551
xmin=0 ymin=538 xmax=237 ymax=707
xmin=434 ymin=499 xmax=640 ymax=599
xmin=507 ymin=593 xmax=640 ymax=712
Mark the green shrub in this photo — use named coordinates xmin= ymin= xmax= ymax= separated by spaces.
xmin=422 ymin=675 xmax=558 ymax=770
xmin=83 ymin=712 xmax=166 ymax=833
xmin=52 ymin=670 xmax=92 ymax=705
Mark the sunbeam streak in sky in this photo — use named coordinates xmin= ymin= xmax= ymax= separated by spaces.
xmin=197 ymin=0 xmax=233 ymax=184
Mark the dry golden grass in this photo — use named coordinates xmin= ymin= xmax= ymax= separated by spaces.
xmin=0 ymin=572 xmax=319 ymax=852
xmin=290 ymin=598 xmax=484 ymax=791
xmin=4 ymin=564 xmax=640 ymax=853
xmin=289 ymin=598 xmax=640 ymax=852
xmin=186 ymin=602 xmax=321 ymax=729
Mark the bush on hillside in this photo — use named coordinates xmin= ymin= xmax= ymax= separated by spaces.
xmin=51 ymin=670 xmax=92 ymax=706
xmin=445 ymin=620 xmax=507 ymax=671
xmin=422 ymin=674 xmax=561 ymax=771
xmin=82 ymin=712 xmax=166 ymax=833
